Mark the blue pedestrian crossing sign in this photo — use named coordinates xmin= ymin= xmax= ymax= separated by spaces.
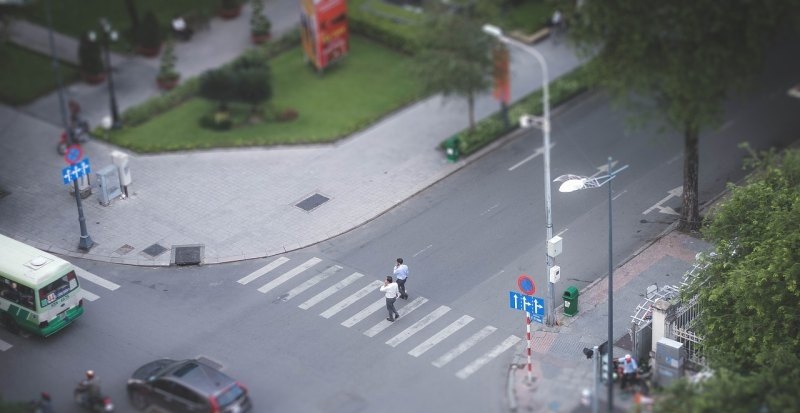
xmin=62 ymin=158 xmax=91 ymax=185
xmin=508 ymin=291 xmax=545 ymax=323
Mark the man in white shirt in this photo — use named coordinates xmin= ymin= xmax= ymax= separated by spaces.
xmin=380 ymin=276 xmax=401 ymax=322
xmin=393 ymin=258 xmax=409 ymax=300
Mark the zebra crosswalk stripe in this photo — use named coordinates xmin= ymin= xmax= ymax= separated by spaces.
xmin=432 ymin=325 xmax=496 ymax=368
xmin=237 ymin=257 xmax=289 ymax=285
xmin=320 ymin=280 xmax=383 ymax=319
xmin=298 ymin=272 xmax=364 ymax=310
xmin=455 ymin=335 xmax=521 ymax=379
xmin=75 ymin=267 xmax=120 ymax=291
xmin=79 ymin=288 xmax=99 ymax=302
xmin=363 ymin=297 xmax=428 ymax=338
xmin=258 ymin=258 xmax=321 ymax=294
xmin=0 ymin=339 xmax=11 ymax=351
xmin=341 ymin=298 xmax=385 ymax=328
xmin=386 ymin=305 xmax=451 ymax=348
xmin=408 ymin=315 xmax=474 ymax=357
xmin=281 ymin=265 xmax=342 ymax=302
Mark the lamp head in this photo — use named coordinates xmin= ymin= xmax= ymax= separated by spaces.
xmin=482 ymin=24 xmax=503 ymax=38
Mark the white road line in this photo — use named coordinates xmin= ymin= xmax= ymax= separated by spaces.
xmin=643 ymin=186 xmax=682 ymax=215
xmin=412 ymin=244 xmax=433 ymax=258
xmin=75 ymin=267 xmax=120 ymax=291
xmin=237 ymin=257 xmax=289 ymax=285
xmin=0 ymin=339 xmax=11 ymax=351
xmin=282 ymin=265 xmax=342 ymax=301
xmin=409 ymin=315 xmax=474 ymax=357
xmin=554 ymin=228 xmax=568 ymax=238
xmin=363 ymin=297 xmax=428 ymax=338
xmin=455 ymin=335 xmax=522 ymax=379
xmin=298 ymin=272 xmax=364 ymax=310
xmin=432 ymin=325 xmax=497 ymax=368
xmin=386 ymin=305 xmax=451 ymax=347
xmin=341 ymin=298 xmax=385 ymax=328
xmin=320 ymin=280 xmax=383 ymax=319
xmin=257 ymin=257 xmax=321 ymax=294
xmin=79 ymin=288 xmax=99 ymax=302
xmin=508 ymin=142 xmax=556 ymax=171
xmin=612 ymin=189 xmax=627 ymax=201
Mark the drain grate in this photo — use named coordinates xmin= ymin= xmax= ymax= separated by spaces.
xmin=172 ymin=244 xmax=204 ymax=266
xmin=296 ymin=193 xmax=330 ymax=212
xmin=142 ymin=243 xmax=168 ymax=257
xmin=114 ymin=244 xmax=135 ymax=255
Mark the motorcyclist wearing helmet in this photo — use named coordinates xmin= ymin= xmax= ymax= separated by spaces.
xmin=78 ymin=370 xmax=102 ymax=403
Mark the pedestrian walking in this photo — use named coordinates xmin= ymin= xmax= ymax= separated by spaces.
xmin=380 ymin=276 xmax=401 ymax=322
xmin=393 ymin=258 xmax=409 ymax=300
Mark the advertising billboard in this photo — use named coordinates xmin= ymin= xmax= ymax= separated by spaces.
xmin=300 ymin=0 xmax=349 ymax=72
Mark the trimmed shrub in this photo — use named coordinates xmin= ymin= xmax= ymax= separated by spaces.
xmin=78 ymin=32 xmax=104 ymax=75
xmin=200 ymin=68 xmax=237 ymax=110
xmin=250 ymin=0 xmax=271 ymax=36
xmin=120 ymin=77 xmax=200 ymax=127
xmin=348 ymin=16 xmax=416 ymax=54
xmin=138 ymin=11 xmax=162 ymax=50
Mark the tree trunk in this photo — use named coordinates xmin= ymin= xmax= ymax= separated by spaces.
xmin=467 ymin=91 xmax=475 ymax=131
xmin=678 ymin=124 xmax=701 ymax=231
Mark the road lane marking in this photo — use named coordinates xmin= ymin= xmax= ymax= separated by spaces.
xmin=508 ymin=142 xmax=556 ymax=171
xmin=281 ymin=265 xmax=342 ymax=301
xmin=75 ymin=267 xmax=120 ymax=291
xmin=643 ymin=186 xmax=682 ymax=215
xmin=237 ymin=257 xmax=289 ymax=285
xmin=0 ymin=339 xmax=11 ymax=351
xmin=320 ymin=280 xmax=383 ymax=319
xmin=341 ymin=298 xmax=386 ymax=328
xmin=298 ymin=272 xmax=364 ymax=310
xmin=455 ymin=335 xmax=522 ymax=379
xmin=363 ymin=297 xmax=428 ymax=338
xmin=412 ymin=244 xmax=433 ymax=258
xmin=432 ymin=325 xmax=497 ymax=368
xmin=612 ymin=189 xmax=627 ymax=201
xmin=79 ymin=288 xmax=99 ymax=302
xmin=257 ymin=257 xmax=321 ymax=294
xmin=409 ymin=315 xmax=474 ymax=357
xmin=386 ymin=305 xmax=451 ymax=347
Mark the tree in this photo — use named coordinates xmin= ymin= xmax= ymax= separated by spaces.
xmin=568 ymin=0 xmax=800 ymax=231
xmin=138 ymin=10 xmax=161 ymax=51
xmin=200 ymin=68 xmax=236 ymax=110
xmin=415 ymin=7 xmax=493 ymax=130
xmin=250 ymin=0 xmax=271 ymax=37
xmin=123 ymin=0 xmax=140 ymax=36
xmin=77 ymin=32 xmax=104 ymax=76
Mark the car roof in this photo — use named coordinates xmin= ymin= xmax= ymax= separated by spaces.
xmin=163 ymin=359 xmax=236 ymax=397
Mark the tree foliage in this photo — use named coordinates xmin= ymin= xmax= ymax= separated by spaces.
xmin=415 ymin=5 xmax=494 ymax=130
xmin=77 ymin=32 xmax=104 ymax=75
xmin=567 ymin=0 xmax=800 ymax=231
xmin=200 ymin=50 xmax=271 ymax=110
xmin=138 ymin=10 xmax=162 ymax=50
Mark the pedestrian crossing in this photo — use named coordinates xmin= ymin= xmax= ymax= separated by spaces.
xmin=236 ymin=256 xmax=522 ymax=380
xmin=0 ymin=265 xmax=119 ymax=352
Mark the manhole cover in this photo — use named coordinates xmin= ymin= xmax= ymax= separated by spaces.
xmin=296 ymin=193 xmax=330 ymax=212
xmin=142 ymin=243 xmax=168 ymax=257
xmin=114 ymin=244 xmax=135 ymax=255
xmin=172 ymin=244 xmax=204 ymax=266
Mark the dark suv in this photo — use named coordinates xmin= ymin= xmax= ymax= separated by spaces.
xmin=127 ymin=359 xmax=252 ymax=413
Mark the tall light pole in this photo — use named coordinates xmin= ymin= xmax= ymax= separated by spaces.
xmin=90 ymin=18 xmax=121 ymax=128
xmin=45 ymin=0 xmax=93 ymax=251
xmin=482 ymin=24 xmax=557 ymax=326
xmin=557 ymin=158 xmax=629 ymax=413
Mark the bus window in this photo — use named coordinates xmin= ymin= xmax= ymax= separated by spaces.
xmin=1 ymin=279 xmax=35 ymax=311
xmin=38 ymin=270 xmax=79 ymax=308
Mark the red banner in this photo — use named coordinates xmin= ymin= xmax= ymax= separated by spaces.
xmin=492 ymin=45 xmax=510 ymax=104
xmin=300 ymin=0 xmax=349 ymax=71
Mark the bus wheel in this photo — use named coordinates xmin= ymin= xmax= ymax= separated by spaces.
xmin=1 ymin=313 xmax=19 ymax=334
xmin=129 ymin=390 xmax=148 ymax=410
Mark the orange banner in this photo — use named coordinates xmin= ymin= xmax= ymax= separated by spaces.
xmin=300 ymin=0 xmax=349 ymax=71
xmin=492 ymin=45 xmax=510 ymax=104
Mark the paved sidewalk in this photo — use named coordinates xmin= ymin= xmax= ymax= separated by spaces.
xmin=0 ymin=3 xmax=583 ymax=265
xmin=507 ymin=228 xmax=711 ymax=412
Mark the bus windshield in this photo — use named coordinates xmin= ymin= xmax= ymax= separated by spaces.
xmin=38 ymin=270 xmax=79 ymax=309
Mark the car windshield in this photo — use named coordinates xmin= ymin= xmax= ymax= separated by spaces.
xmin=216 ymin=384 xmax=244 ymax=407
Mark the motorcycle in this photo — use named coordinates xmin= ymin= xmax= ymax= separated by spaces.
xmin=57 ymin=119 xmax=91 ymax=155
xmin=74 ymin=385 xmax=114 ymax=412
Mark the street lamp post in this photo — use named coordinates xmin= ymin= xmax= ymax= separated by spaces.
xmin=556 ymin=158 xmax=628 ymax=413
xmin=482 ymin=24 xmax=557 ymax=326
xmin=90 ymin=18 xmax=121 ymax=128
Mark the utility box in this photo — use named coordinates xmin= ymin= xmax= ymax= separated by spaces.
xmin=96 ymin=165 xmax=122 ymax=206
xmin=549 ymin=265 xmax=561 ymax=283
xmin=547 ymin=235 xmax=563 ymax=257
xmin=655 ymin=337 xmax=685 ymax=387
xmin=111 ymin=150 xmax=131 ymax=196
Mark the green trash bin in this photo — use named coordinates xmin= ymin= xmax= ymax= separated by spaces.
xmin=563 ymin=286 xmax=579 ymax=317
xmin=444 ymin=136 xmax=460 ymax=163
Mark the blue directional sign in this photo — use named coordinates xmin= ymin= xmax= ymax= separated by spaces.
xmin=508 ymin=291 xmax=545 ymax=324
xmin=62 ymin=158 xmax=91 ymax=185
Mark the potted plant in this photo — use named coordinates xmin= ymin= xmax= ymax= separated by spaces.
xmin=218 ymin=0 xmax=243 ymax=19
xmin=156 ymin=38 xmax=180 ymax=90
xmin=250 ymin=0 xmax=271 ymax=44
xmin=78 ymin=32 xmax=105 ymax=84
xmin=136 ymin=10 xmax=162 ymax=57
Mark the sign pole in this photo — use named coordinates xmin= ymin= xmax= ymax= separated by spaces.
xmin=526 ymin=311 xmax=532 ymax=383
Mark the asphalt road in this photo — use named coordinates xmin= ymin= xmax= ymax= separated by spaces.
xmin=1 ymin=37 xmax=798 ymax=413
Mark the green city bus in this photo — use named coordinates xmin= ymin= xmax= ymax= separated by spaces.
xmin=0 ymin=234 xmax=84 ymax=336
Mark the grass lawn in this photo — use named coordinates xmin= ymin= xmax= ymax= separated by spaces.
xmin=108 ymin=36 xmax=426 ymax=153
xmin=0 ymin=43 xmax=79 ymax=105
xmin=9 ymin=0 xmax=217 ymax=51
xmin=502 ymin=1 xmax=555 ymax=34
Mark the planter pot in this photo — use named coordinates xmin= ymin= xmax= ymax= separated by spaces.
xmin=218 ymin=5 xmax=242 ymax=19
xmin=157 ymin=76 xmax=180 ymax=91
xmin=81 ymin=72 xmax=106 ymax=85
xmin=251 ymin=32 xmax=271 ymax=44
xmin=136 ymin=44 xmax=162 ymax=58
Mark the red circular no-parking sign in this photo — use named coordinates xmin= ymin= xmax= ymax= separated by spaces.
xmin=64 ymin=144 xmax=83 ymax=165
xmin=517 ymin=274 xmax=536 ymax=295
